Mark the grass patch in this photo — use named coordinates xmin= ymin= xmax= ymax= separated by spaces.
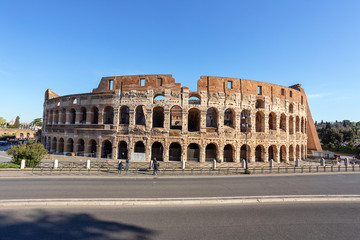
xmin=0 ymin=163 xmax=21 ymax=168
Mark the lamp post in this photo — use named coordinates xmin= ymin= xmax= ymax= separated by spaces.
xmin=241 ymin=110 xmax=251 ymax=173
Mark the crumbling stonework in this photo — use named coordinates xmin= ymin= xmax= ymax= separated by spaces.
xmin=42 ymin=75 xmax=321 ymax=163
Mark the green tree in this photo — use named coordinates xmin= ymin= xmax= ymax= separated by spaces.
xmin=14 ymin=116 xmax=20 ymax=128
xmin=7 ymin=140 xmax=48 ymax=167
xmin=32 ymin=118 xmax=43 ymax=127
xmin=321 ymin=128 xmax=343 ymax=150
xmin=0 ymin=117 xmax=6 ymax=124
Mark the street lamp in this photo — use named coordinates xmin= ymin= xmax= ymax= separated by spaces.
xmin=241 ymin=110 xmax=251 ymax=173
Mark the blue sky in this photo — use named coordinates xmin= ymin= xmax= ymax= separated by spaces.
xmin=0 ymin=0 xmax=359 ymax=123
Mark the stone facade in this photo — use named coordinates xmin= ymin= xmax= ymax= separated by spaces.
xmin=42 ymin=75 xmax=321 ymax=163
xmin=0 ymin=129 xmax=37 ymax=139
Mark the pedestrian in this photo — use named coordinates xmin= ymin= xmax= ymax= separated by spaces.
xmin=118 ymin=160 xmax=123 ymax=174
xmin=153 ymin=157 xmax=159 ymax=175
xmin=125 ymin=158 xmax=129 ymax=171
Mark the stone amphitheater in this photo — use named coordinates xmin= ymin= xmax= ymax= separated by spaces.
xmin=42 ymin=75 xmax=321 ymax=164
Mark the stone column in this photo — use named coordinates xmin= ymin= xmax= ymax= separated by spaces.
xmin=200 ymin=144 xmax=206 ymax=162
xmin=264 ymin=148 xmax=269 ymax=163
xmin=84 ymin=142 xmax=90 ymax=157
xmin=200 ymin=110 xmax=207 ymax=133
xmin=218 ymin=111 xmax=224 ymax=135
xmin=181 ymin=109 xmax=188 ymax=134
xmin=128 ymin=138 xmax=134 ymax=161
xmin=96 ymin=139 xmax=102 ymax=158
xmin=146 ymin=109 xmax=152 ymax=132
xmin=164 ymin=109 xmax=170 ymax=132
xmin=146 ymin=139 xmax=151 ymax=162
xmin=182 ymin=142 xmax=187 ymax=162
xmin=218 ymin=144 xmax=224 ymax=163
xmin=65 ymin=109 xmax=71 ymax=124
xmin=128 ymin=109 xmax=135 ymax=132
xmin=113 ymin=108 xmax=119 ymax=125
xmin=112 ymin=140 xmax=117 ymax=160
xmin=75 ymin=110 xmax=82 ymax=124
xmin=163 ymin=143 xmax=169 ymax=162
xmin=250 ymin=145 xmax=255 ymax=163
xmin=86 ymin=111 xmax=92 ymax=124
xmin=98 ymin=110 xmax=104 ymax=125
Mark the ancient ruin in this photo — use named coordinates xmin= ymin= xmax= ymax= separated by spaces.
xmin=42 ymin=75 xmax=321 ymax=163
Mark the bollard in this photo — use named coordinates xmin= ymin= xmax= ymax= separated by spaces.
xmin=20 ymin=159 xmax=26 ymax=169
xmin=181 ymin=160 xmax=186 ymax=170
xmin=213 ymin=159 xmax=216 ymax=170
xmin=86 ymin=159 xmax=91 ymax=169
xmin=241 ymin=159 xmax=245 ymax=168
xmin=295 ymin=158 xmax=300 ymax=167
xmin=344 ymin=158 xmax=349 ymax=167
xmin=269 ymin=159 xmax=274 ymax=168
xmin=150 ymin=160 xmax=153 ymax=169
xmin=320 ymin=158 xmax=325 ymax=167
xmin=54 ymin=159 xmax=59 ymax=169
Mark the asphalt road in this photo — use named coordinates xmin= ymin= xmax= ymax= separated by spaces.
xmin=1 ymin=174 xmax=360 ymax=200
xmin=0 ymin=202 xmax=359 ymax=240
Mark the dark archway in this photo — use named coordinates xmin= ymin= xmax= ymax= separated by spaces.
xmin=280 ymin=114 xmax=286 ymax=131
xmin=119 ymin=106 xmax=129 ymax=124
xmin=223 ymin=144 xmax=234 ymax=162
xmin=89 ymin=139 xmax=97 ymax=157
xmin=256 ymin=111 xmax=265 ymax=132
xmin=269 ymin=112 xmax=276 ymax=130
xmin=169 ymin=142 xmax=181 ymax=161
xmin=103 ymin=106 xmax=114 ymax=124
xmin=151 ymin=142 xmax=163 ymax=161
xmin=80 ymin=107 xmax=87 ymax=124
xmin=289 ymin=116 xmax=294 ymax=135
xmin=91 ymin=107 xmax=99 ymax=124
xmin=255 ymin=145 xmax=265 ymax=162
xmin=241 ymin=110 xmax=251 ymax=133
xmin=280 ymin=145 xmax=287 ymax=162
xmin=101 ymin=140 xmax=112 ymax=158
xmin=58 ymin=138 xmax=64 ymax=153
xmin=206 ymin=108 xmax=218 ymax=128
xmin=77 ymin=139 xmax=85 ymax=156
xmin=118 ymin=141 xmax=128 ymax=159
xmin=187 ymin=143 xmax=200 ymax=162
xmin=135 ymin=106 xmax=146 ymax=126
xmin=170 ymin=106 xmax=182 ymax=130
xmin=66 ymin=138 xmax=74 ymax=153
xmin=289 ymin=145 xmax=294 ymax=161
xmin=268 ymin=145 xmax=277 ymax=161
xmin=70 ymin=109 xmax=76 ymax=124
xmin=224 ymin=109 xmax=234 ymax=128
xmin=240 ymin=144 xmax=251 ymax=162
xmin=255 ymin=99 xmax=265 ymax=109
xmin=205 ymin=143 xmax=217 ymax=161
xmin=153 ymin=107 xmax=164 ymax=128
xmin=134 ymin=141 xmax=145 ymax=153
xmin=188 ymin=108 xmax=200 ymax=132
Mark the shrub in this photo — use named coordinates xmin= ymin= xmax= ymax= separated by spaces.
xmin=6 ymin=140 xmax=48 ymax=168
xmin=0 ymin=163 xmax=20 ymax=168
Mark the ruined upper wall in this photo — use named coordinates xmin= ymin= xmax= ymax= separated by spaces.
xmin=92 ymin=74 xmax=182 ymax=93
xmin=197 ymin=76 xmax=307 ymax=105
xmin=45 ymin=89 xmax=59 ymax=100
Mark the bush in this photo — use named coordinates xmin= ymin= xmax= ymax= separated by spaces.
xmin=0 ymin=163 xmax=20 ymax=168
xmin=6 ymin=140 xmax=48 ymax=168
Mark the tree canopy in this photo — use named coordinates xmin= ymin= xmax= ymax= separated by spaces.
xmin=0 ymin=117 xmax=6 ymax=124
xmin=7 ymin=141 xmax=48 ymax=167
xmin=14 ymin=116 xmax=20 ymax=128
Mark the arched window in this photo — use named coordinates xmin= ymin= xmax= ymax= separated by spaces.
xmin=153 ymin=94 xmax=165 ymax=103
xmin=206 ymin=108 xmax=218 ymax=129
xmin=268 ymin=145 xmax=277 ymax=161
xmin=240 ymin=110 xmax=251 ymax=133
xmin=77 ymin=139 xmax=85 ymax=156
xmin=119 ymin=106 xmax=129 ymax=124
xmin=240 ymin=144 xmax=250 ymax=162
xmin=296 ymin=116 xmax=300 ymax=132
xmin=151 ymin=142 xmax=163 ymax=161
xmin=54 ymin=110 xmax=59 ymax=124
xmin=103 ymin=106 xmax=114 ymax=124
xmin=255 ymin=145 xmax=265 ymax=162
xmin=289 ymin=104 xmax=294 ymax=113
xmin=280 ymin=145 xmax=287 ymax=162
xmin=289 ymin=145 xmax=294 ymax=161
xmin=134 ymin=141 xmax=145 ymax=153
xmin=256 ymin=111 xmax=265 ymax=132
xmin=58 ymin=138 xmax=65 ymax=153
xmin=91 ymin=107 xmax=99 ymax=124
xmin=66 ymin=138 xmax=74 ymax=153
xmin=101 ymin=140 xmax=112 ymax=158
xmin=187 ymin=143 xmax=200 ymax=162
xmin=188 ymin=108 xmax=200 ymax=132
xmin=280 ymin=114 xmax=286 ymax=131
xmin=170 ymin=106 xmax=182 ymax=130
xmin=255 ymin=99 xmax=265 ymax=109
xmin=224 ymin=109 xmax=234 ymax=128
xmin=80 ymin=107 xmax=87 ymax=123
xmin=70 ymin=108 xmax=76 ymax=124
xmin=223 ymin=144 xmax=234 ymax=162
xmin=205 ymin=143 xmax=217 ymax=161
xmin=118 ymin=141 xmax=128 ymax=159
xmin=289 ymin=116 xmax=294 ymax=135
xmin=169 ymin=142 xmax=181 ymax=161
xmin=153 ymin=107 xmax=164 ymax=128
xmin=188 ymin=95 xmax=200 ymax=104
xmin=301 ymin=117 xmax=304 ymax=133
xmin=135 ymin=106 xmax=146 ymax=126
xmin=61 ymin=108 xmax=66 ymax=124
xmin=269 ymin=112 xmax=276 ymax=130
xmin=89 ymin=139 xmax=97 ymax=157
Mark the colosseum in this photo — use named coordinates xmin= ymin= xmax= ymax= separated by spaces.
xmin=42 ymin=75 xmax=321 ymax=164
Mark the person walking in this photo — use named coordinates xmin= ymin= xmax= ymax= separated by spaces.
xmin=125 ymin=158 xmax=129 ymax=171
xmin=153 ymin=157 xmax=159 ymax=175
xmin=118 ymin=161 xmax=123 ymax=174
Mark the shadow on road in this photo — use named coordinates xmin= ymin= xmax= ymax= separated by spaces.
xmin=0 ymin=209 xmax=157 ymax=240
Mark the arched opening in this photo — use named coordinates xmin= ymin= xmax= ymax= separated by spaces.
xmin=170 ymin=106 xmax=182 ymax=130
xmin=280 ymin=114 xmax=286 ymax=131
xmin=224 ymin=109 xmax=234 ymax=128
xmin=169 ymin=142 xmax=181 ymax=161
xmin=188 ymin=108 xmax=200 ymax=132
xmin=206 ymin=108 xmax=218 ymax=129
xmin=268 ymin=145 xmax=277 ymax=161
xmin=89 ymin=139 xmax=97 ymax=157
xmin=205 ymin=143 xmax=217 ymax=161
xmin=91 ymin=107 xmax=99 ymax=124
xmin=255 ymin=145 xmax=265 ymax=162
xmin=289 ymin=145 xmax=294 ymax=161
xmin=70 ymin=108 xmax=76 ymax=124
xmin=256 ymin=111 xmax=265 ymax=132
xmin=153 ymin=94 xmax=165 ymax=103
xmin=58 ymin=138 xmax=64 ymax=153
xmin=240 ymin=144 xmax=251 ymax=162
xmin=289 ymin=116 xmax=294 ymax=135
xmin=280 ymin=145 xmax=287 ymax=162
xmin=103 ymin=106 xmax=114 ymax=124
xmin=269 ymin=112 xmax=276 ymax=130
xmin=101 ymin=140 xmax=112 ymax=158
xmin=49 ymin=110 xmax=53 ymax=124
xmin=188 ymin=95 xmax=200 ymax=105
xmin=118 ymin=141 xmax=128 ymax=159
xmin=80 ymin=107 xmax=87 ymax=123
xmin=153 ymin=106 xmax=164 ymax=128
xmin=223 ymin=144 xmax=234 ymax=162
xmin=47 ymin=137 xmax=51 ymax=150
xmin=296 ymin=116 xmax=300 ymax=132
xmin=135 ymin=106 xmax=146 ymax=126
xmin=52 ymin=137 xmax=57 ymax=152
xmin=301 ymin=117 xmax=304 ymax=133
xmin=289 ymin=104 xmax=294 ymax=113
xmin=241 ymin=110 xmax=251 ymax=133
xmin=151 ymin=142 xmax=163 ymax=161
xmin=296 ymin=145 xmax=300 ymax=160
xmin=61 ymin=108 xmax=66 ymax=124
xmin=19 ymin=133 xmax=24 ymax=138
xmin=77 ymin=139 xmax=85 ymax=156
xmin=134 ymin=141 xmax=145 ymax=153
xmin=66 ymin=138 xmax=74 ymax=153
xmin=119 ymin=106 xmax=129 ymax=124
xmin=255 ymin=99 xmax=265 ymax=109
xmin=187 ymin=143 xmax=200 ymax=162
xmin=54 ymin=110 xmax=59 ymax=124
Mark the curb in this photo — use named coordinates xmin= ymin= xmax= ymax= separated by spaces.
xmin=1 ymin=195 xmax=360 ymax=207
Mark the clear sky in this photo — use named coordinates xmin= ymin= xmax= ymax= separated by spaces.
xmin=0 ymin=0 xmax=359 ymax=123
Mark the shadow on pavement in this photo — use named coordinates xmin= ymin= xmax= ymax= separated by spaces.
xmin=0 ymin=209 xmax=157 ymax=240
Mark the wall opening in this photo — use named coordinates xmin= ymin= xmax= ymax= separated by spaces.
xmin=140 ymin=78 xmax=145 ymax=86
xmin=188 ymin=108 xmax=200 ymax=132
xmin=120 ymin=106 xmax=129 ymax=124
xmin=269 ymin=112 xmax=276 ymax=130
xmin=103 ymin=106 xmax=114 ymax=124
xmin=205 ymin=143 xmax=217 ymax=161
xmin=240 ymin=110 xmax=251 ymax=133
xmin=134 ymin=141 xmax=145 ymax=153
xmin=70 ymin=109 xmax=76 ymax=124
xmin=135 ymin=106 xmax=146 ymax=126
xmin=101 ymin=140 xmax=112 ymax=158
xmin=289 ymin=116 xmax=294 ymax=135
xmin=153 ymin=107 xmax=164 ymax=128
xmin=255 ymin=145 xmax=264 ymax=162
xmin=170 ymin=106 xmax=182 ymax=130
xmin=256 ymin=111 xmax=265 ymax=132
xmin=280 ymin=145 xmax=287 ymax=162
xmin=118 ymin=141 xmax=128 ymax=159
xmin=227 ymin=81 xmax=232 ymax=89
xmin=188 ymin=96 xmax=200 ymax=105
xmin=80 ymin=107 xmax=87 ymax=123
xmin=240 ymin=144 xmax=250 ymax=162
xmin=280 ymin=114 xmax=286 ymax=131
xmin=206 ymin=108 xmax=218 ymax=129
xmin=109 ymin=80 xmax=113 ymax=90
xmin=224 ymin=109 xmax=234 ymax=128
xmin=91 ymin=107 xmax=99 ymax=124
xmin=187 ymin=143 xmax=200 ymax=162
xmin=224 ymin=144 xmax=233 ymax=162
xmin=151 ymin=142 xmax=163 ymax=161
xmin=257 ymin=86 xmax=262 ymax=95
xmin=169 ymin=142 xmax=181 ymax=161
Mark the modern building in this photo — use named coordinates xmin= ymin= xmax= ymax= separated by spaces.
xmin=42 ymin=75 xmax=321 ymax=163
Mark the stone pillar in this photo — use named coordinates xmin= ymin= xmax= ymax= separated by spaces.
xmin=264 ymin=149 xmax=269 ymax=163
xmin=112 ymin=141 xmax=117 ymax=160
xmin=182 ymin=109 xmax=188 ymax=134
xmin=234 ymin=144 xmax=239 ymax=163
xmin=98 ymin=110 xmax=104 ymax=125
xmin=113 ymin=108 xmax=119 ymax=125
xmin=146 ymin=109 xmax=152 ymax=132
xmin=65 ymin=109 xmax=71 ymax=124
xmin=264 ymin=112 xmax=269 ymax=134
xmin=200 ymin=145 xmax=206 ymax=162
xmin=250 ymin=146 xmax=255 ymax=163
xmin=164 ymin=109 xmax=170 ymax=132
xmin=75 ymin=110 xmax=82 ymax=124
xmin=128 ymin=109 xmax=135 ymax=132
xmin=128 ymin=138 xmax=134 ymax=162
xmin=200 ymin=110 xmax=207 ymax=133
xmin=218 ymin=144 xmax=224 ymax=163
xmin=86 ymin=111 xmax=92 ymax=124
xmin=146 ymin=139 xmax=151 ymax=162
xmin=274 ymin=147 xmax=280 ymax=163
xmin=96 ymin=140 xmax=101 ymax=158
xmin=163 ymin=143 xmax=169 ymax=162
xmin=182 ymin=143 xmax=187 ymax=162
xmin=218 ymin=111 xmax=224 ymax=135
xmin=84 ymin=142 xmax=90 ymax=157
